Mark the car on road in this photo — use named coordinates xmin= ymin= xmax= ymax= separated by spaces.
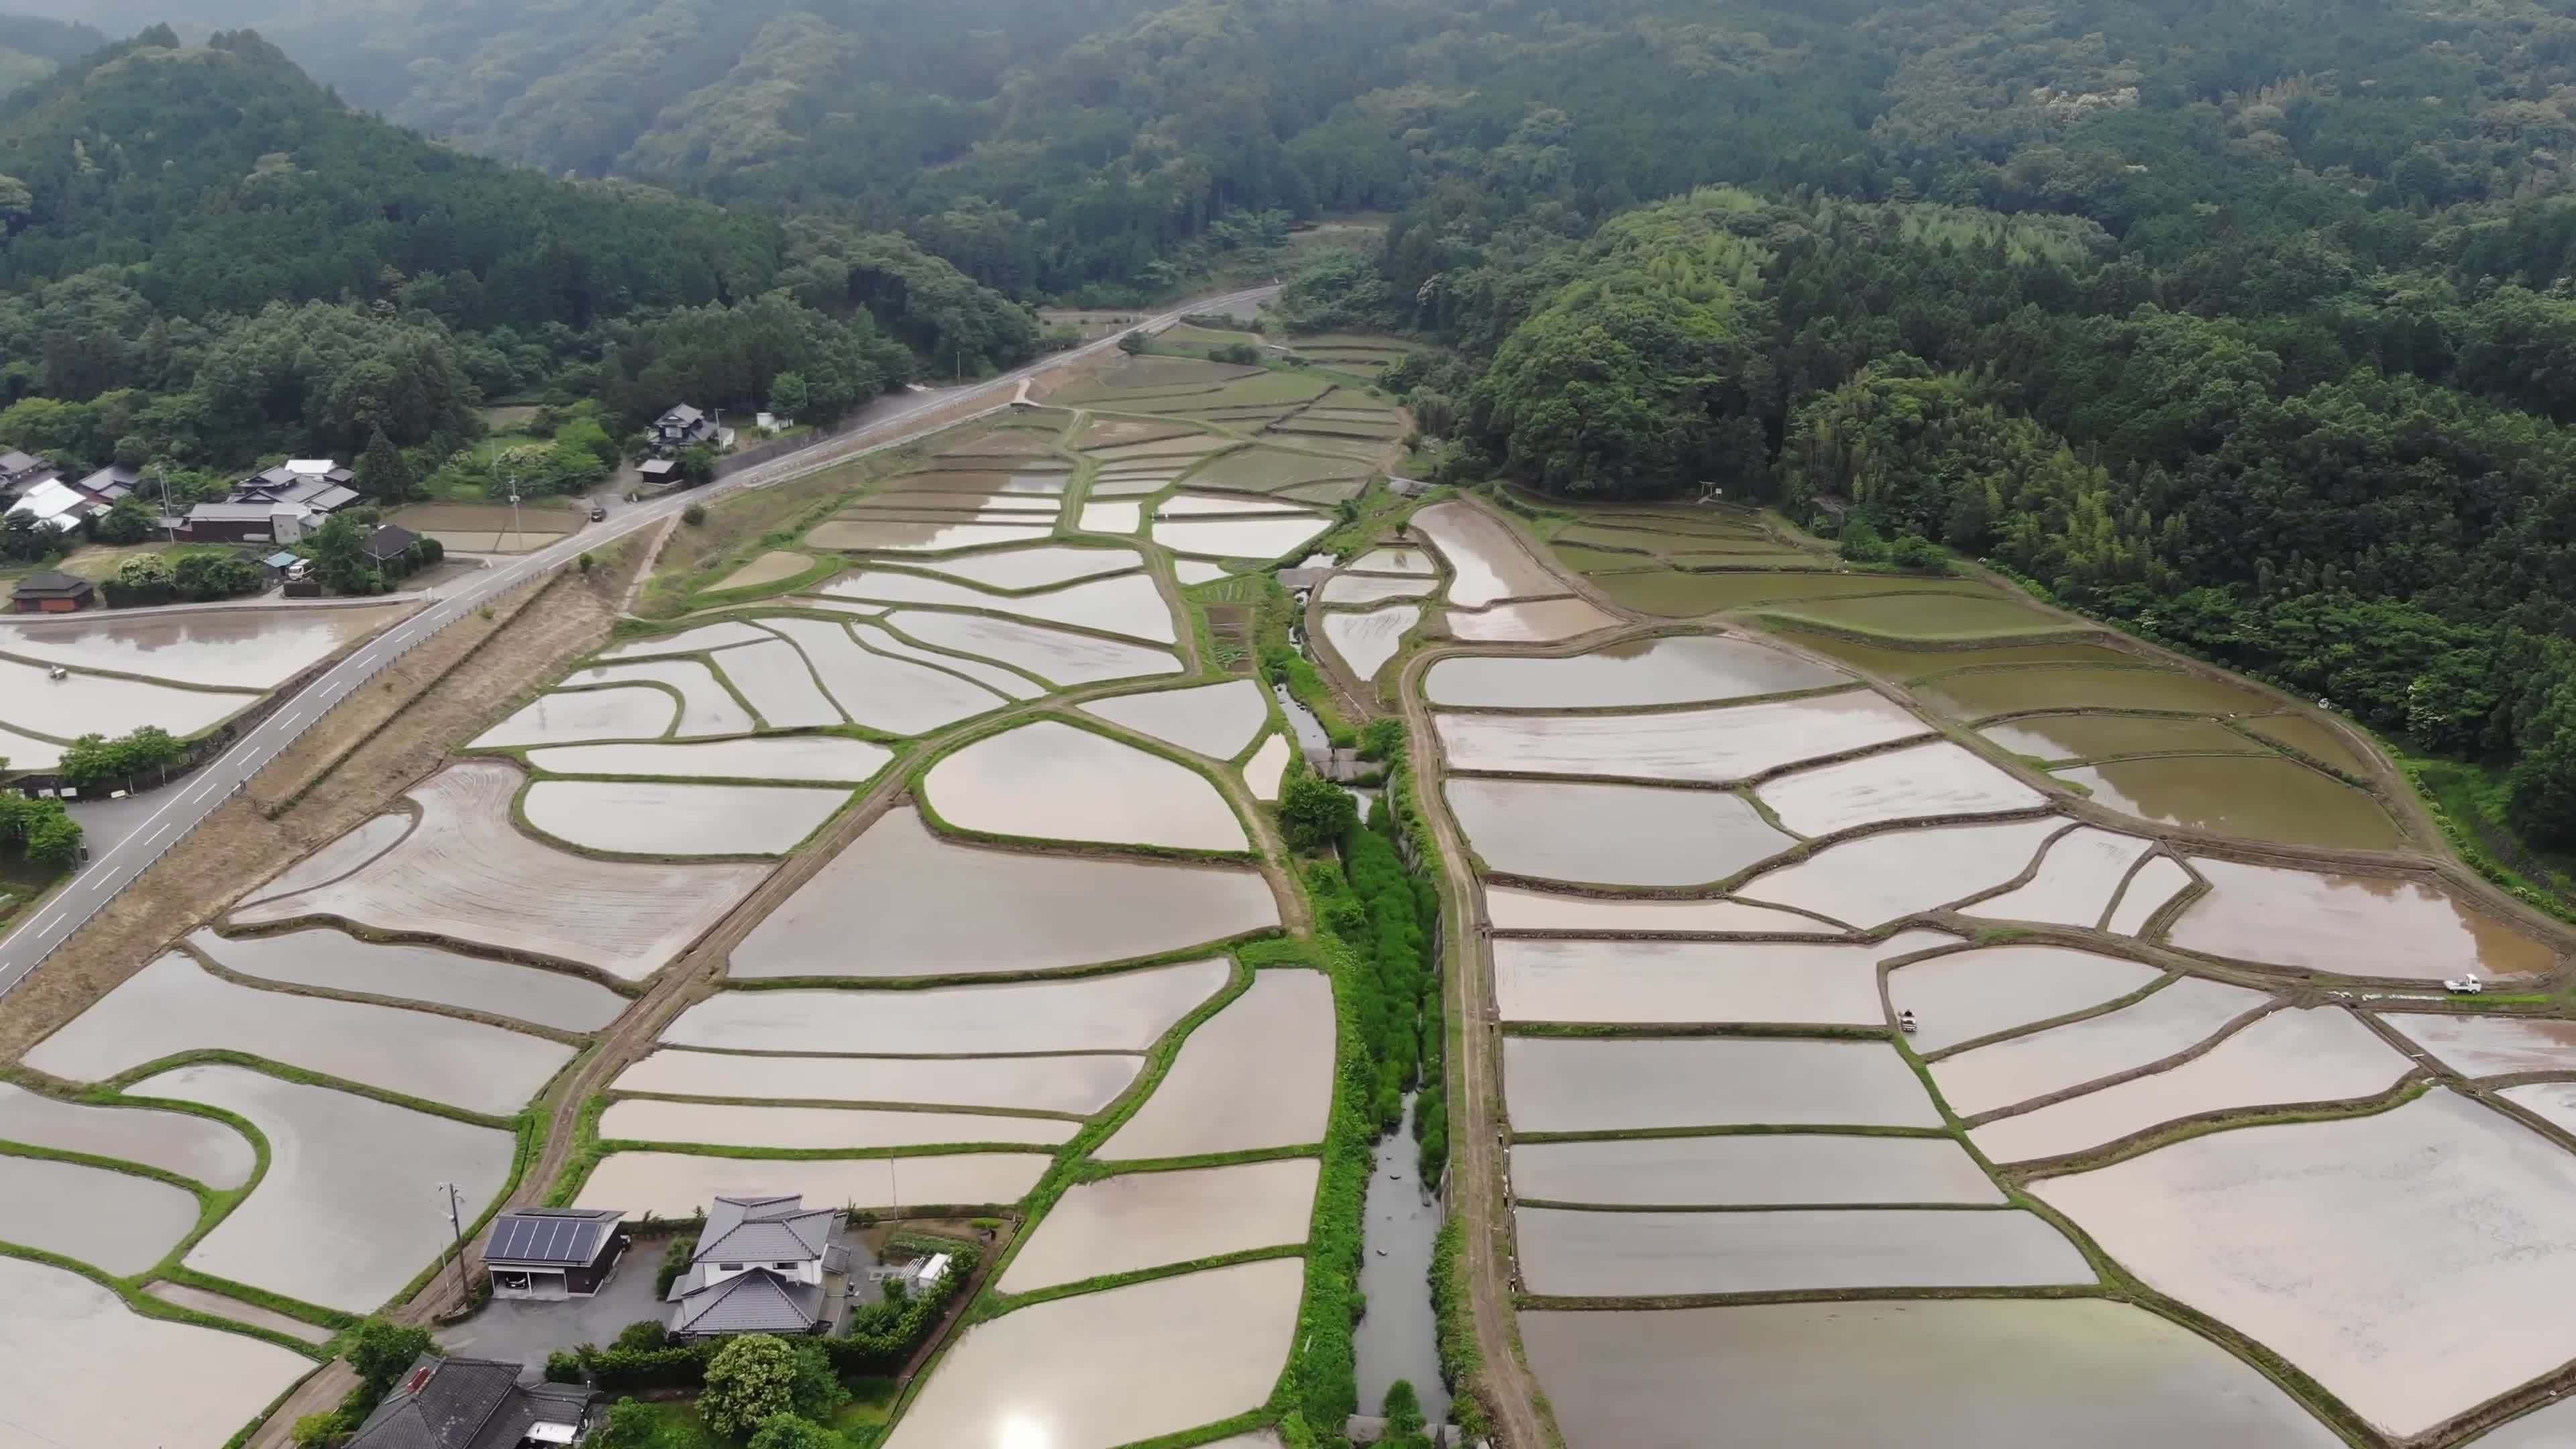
xmin=588 ymin=503 xmax=608 ymax=522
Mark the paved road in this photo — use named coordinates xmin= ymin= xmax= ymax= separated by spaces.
xmin=0 ymin=285 xmax=1275 ymax=996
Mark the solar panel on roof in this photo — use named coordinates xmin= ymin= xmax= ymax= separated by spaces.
xmin=489 ymin=1212 xmax=608 ymax=1265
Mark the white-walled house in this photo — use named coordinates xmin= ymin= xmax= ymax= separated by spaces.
xmin=665 ymin=1193 xmax=845 ymax=1339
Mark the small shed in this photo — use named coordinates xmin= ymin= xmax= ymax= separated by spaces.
xmin=636 ymin=459 xmax=680 ymax=490
xmin=11 ymin=571 xmax=95 ymax=614
xmin=484 ymin=1208 xmax=627 ymax=1301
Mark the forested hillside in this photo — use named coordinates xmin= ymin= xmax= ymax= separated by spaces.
xmin=0 ymin=27 xmax=1035 ymax=474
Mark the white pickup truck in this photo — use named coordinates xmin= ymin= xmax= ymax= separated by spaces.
xmin=2444 ymin=974 xmax=2485 ymax=995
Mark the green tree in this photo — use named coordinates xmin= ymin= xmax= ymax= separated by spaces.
xmin=356 ymin=425 xmax=414 ymax=503
xmin=2509 ymin=682 xmax=2576 ymax=849
xmin=745 ymin=1414 xmax=835 ymax=1449
xmin=769 ymin=371 xmax=810 ymax=419
xmin=1116 ymin=331 xmax=1148 ymax=354
xmin=609 ymin=1320 xmax=667 ymax=1353
xmin=677 ymin=445 xmax=716 ymax=488
xmin=700 ymin=1334 xmax=799 ymax=1438
xmin=345 ymin=1320 xmax=435 ymax=1396
xmin=1279 ymin=769 xmax=1358 ymax=853
xmin=596 ymin=1399 xmax=658 ymax=1449
xmin=93 ymin=494 xmax=154 ymax=544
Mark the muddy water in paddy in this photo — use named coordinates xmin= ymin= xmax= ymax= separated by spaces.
xmin=1081 ymin=678 xmax=1269 ymax=758
xmin=1970 ymin=1006 xmax=2412 ymax=1164
xmin=0 ymin=1081 xmax=254 ymax=1187
xmin=1445 ymin=596 xmax=1623 ymax=643
xmin=710 ymin=639 xmax=845 ymax=729
xmin=1513 ymin=1134 xmax=2004 ymax=1207
xmin=1980 ymin=713 xmax=2266 ymax=762
xmin=1757 ymin=740 xmax=2045 ymax=835
xmin=239 ymin=812 xmax=411 ymax=906
xmin=1962 ymin=826 xmax=2157 ymax=927
xmin=1244 ymin=734 xmax=1291 ymax=799
xmin=1516 ymin=1205 xmax=2090 ymax=1297
xmin=2058 ymin=755 xmax=2404 ymax=850
xmin=1425 ymin=634 xmax=1851 ymax=708
xmin=0 ymin=604 xmax=409 ymax=689
xmin=1586 ymin=569 xmax=1938 ymax=617
xmin=1761 ymin=590 xmax=2068 ymax=639
xmin=1322 ymin=604 xmax=1419 ymax=682
xmin=574 ymin=1150 xmax=1048 ymax=1218
xmin=529 ymin=735 xmax=890 ymax=784
xmin=665 ymin=957 xmax=1230 ymax=1055
xmin=0 ymin=1257 xmax=314 ymax=1449
xmin=597 ymin=1099 xmax=1074 ymax=1150
xmin=2032 ymin=1089 xmax=2576 ymax=1440
xmin=906 ymin=544 xmax=1143 ymax=590
xmin=1494 ymin=932 xmax=1952 ymax=1026
xmin=1886 ymin=945 xmax=2166 ymax=1055
xmin=1520 ymin=1299 xmax=2344 ymax=1448
xmin=472 ymin=684 xmax=675 ymax=747
xmin=1349 ymin=546 xmax=1439 ymax=575
xmin=2383 ymin=1014 xmax=2576 ymax=1077
xmin=1921 ymin=666 xmax=2275 ymax=719
xmin=1411 ymin=500 xmax=1564 ymax=606
xmin=757 ymin=617 xmax=1008 ymax=734
xmin=806 ymin=517 xmax=1053 ymax=552
xmin=1152 ymin=515 xmax=1332 ymax=559
xmin=1482 ymin=885 xmax=1833 ymax=934
xmin=525 ymin=778 xmax=847 ymax=856
xmin=999 ymin=1158 xmax=1318 ymax=1293
xmin=2166 ymin=858 xmax=2556 ymax=979
xmin=2106 ymin=855 xmax=2195 ymax=934
xmin=1435 ymin=694 xmax=1927 ymax=783
xmin=1929 ymin=976 xmax=2272 ymax=1118
xmin=602 ymin=621 xmax=775 ymax=659
xmin=1504 ymin=1036 xmax=1942 ymax=1132
xmin=190 ymin=926 xmax=626 ymax=1032
xmin=2241 ymin=713 xmax=2375 ymax=773
xmin=1446 ymin=778 xmax=1791 ymax=886
xmin=1736 ymin=817 xmax=2063 ymax=926
xmin=890 ymin=610 xmax=1182 ymax=686
xmin=0 ymin=655 xmax=255 ymax=739
xmin=1322 ymin=573 xmax=1439 ymax=604
xmin=735 ymin=808 xmax=1277 ymax=979
xmin=924 ymin=720 xmax=1246 ymax=851
xmin=614 ymin=1048 xmax=1142 ymax=1115
xmin=563 ymin=657 xmax=757 ymax=738
xmin=0 ymin=1155 xmax=201 ymax=1273
xmin=1097 ymin=969 xmax=1336 ymax=1160
xmin=880 ymin=1258 xmax=1303 ymax=1449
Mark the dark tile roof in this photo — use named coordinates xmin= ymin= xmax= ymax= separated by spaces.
xmin=13 ymin=570 xmax=91 ymax=597
xmin=668 ymin=1267 xmax=828 ymax=1338
xmin=362 ymin=523 xmax=423 ymax=562
xmin=347 ymin=1355 xmax=519 ymax=1449
xmin=464 ymin=1383 xmax=593 ymax=1449
xmin=696 ymin=1194 xmax=837 ymax=1266
xmin=486 ymin=1208 xmax=621 ymax=1269
xmin=659 ymin=405 xmax=706 ymax=427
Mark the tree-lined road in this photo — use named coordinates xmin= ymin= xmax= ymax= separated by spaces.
xmin=0 ymin=286 xmax=1273 ymax=996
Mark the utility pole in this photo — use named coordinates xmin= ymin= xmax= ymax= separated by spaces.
xmin=156 ymin=466 xmax=176 ymax=545
xmin=436 ymin=1181 xmax=470 ymax=1309
xmin=506 ymin=469 xmax=523 ymax=555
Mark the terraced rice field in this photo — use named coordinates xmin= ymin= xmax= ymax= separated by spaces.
xmin=613 ymin=1049 xmax=1142 ymax=1116
xmin=1980 ymin=712 xmax=2267 ymax=761
xmin=757 ymin=616 xmax=1013 ymax=731
xmin=0 ymin=654 xmax=257 ymax=741
xmin=1920 ymin=666 xmax=2277 ymax=720
xmin=472 ymin=684 xmax=676 ymax=747
xmin=1760 ymin=590 xmax=2070 ymax=639
xmin=1435 ymin=695 xmax=1927 ymax=784
xmin=560 ymin=658 xmax=756 ymax=737
xmin=1755 ymin=741 xmax=2043 ymax=832
xmin=2058 ymin=754 xmax=2404 ymax=849
xmin=888 ymin=611 xmax=1181 ymax=685
xmin=1322 ymin=573 xmax=1439 ymax=604
xmin=1495 ymin=932 xmax=1951 ymax=1026
xmin=1515 ymin=1205 xmax=2090 ymax=1297
xmin=1097 ymin=969 xmax=1336 ymax=1159
xmin=822 ymin=570 xmax=1178 ymax=643
xmin=1425 ymin=635 xmax=1849 ymax=708
xmin=1322 ymin=604 xmax=1418 ymax=682
xmin=998 ymin=1159 xmax=1318 ymax=1292
xmin=1512 ymin=1134 xmax=2005 ymax=1207
xmin=1736 ymin=818 xmax=2063 ymax=924
xmin=1505 ymin=1036 xmax=1943 ymax=1131
xmin=0 ymin=1155 xmax=202 ymax=1273
xmin=598 ymin=1099 xmax=1075 ymax=1150
xmin=1444 ymin=596 xmax=1622 ymax=642
xmin=0 ymin=1080 xmax=255 ymax=1185
xmin=1886 ymin=945 xmax=2165 ymax=1053
xmin=523 ymin=779 xmax=847 ymax=855
xmin=523 ymin=735 xmax=890 ymax=782
xmin=1081 ymin=678 xmax=1269 ymax=758
xmin=730 ymin=807 xmax=1275 ymax=979
xmin=922 ymin=720 xmax=1248 ymax=851
xmin=665 ymin=957 xmax=1231 ymax=1055
xmin=2164 ymin=859 xmax=2555 ymax=979
xmin=189 ymin=927 xmax=625 ymax=1032
xmin=0 ymin=603 xmax=411 ymax=689
xmin=1960 ymin=828 xmax=2157 ymax=926
xmin=1446 ymin=778 xmax=1792 ymax=885
xmin=0 ymin=1258 xmax=315 ymax=1449
xmin=574 ymin=1150 xmax=1050 ymax=1218
xmin=231 ymin=761 xmax=767 ymax=979
xmin=1412 ymin=500 xmax=1564 ymax=606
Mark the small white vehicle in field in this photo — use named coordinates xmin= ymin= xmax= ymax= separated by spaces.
xmin=2445 ymin=974 xmax=2485 ymax=995
xmin=45 ymin=665 xmax=67 ymax=680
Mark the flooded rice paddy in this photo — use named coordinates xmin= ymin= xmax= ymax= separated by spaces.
xmin=1504 ymin=1036 xmax=1942 ymax=1132
xmin=604 ymin=621 xmax=806 ymax=659
xmin=239 ymin=812 xmax=412 ymax=906
xmin=1971 ymin=1006 xmax=2412 ymax=1163
xmin=1321 ymin=572 xmax=1438 ymax=604
xmin=525 ymin=735 xmax=891 ymax=782
xmin=0 ymin=1257 xmax=314 ymax=1449
xmin=564 ymin=658 xmax=755 ymax=738
xmin=730 ymin=807 xmax=1274 ymax=979
xmin=0 ymin=1154 xmax=202 ymax=1273
xmin=1886 ymin=945 xmax=2165 ymax=1054
xmin=1171 ymin=559 xmax=1229 ymax=584
xmin=1756 ymin=741 xmax=2045 ymax=835
xmin=1768 ymin=632 xmax=2140 ymax=681
xmin=2383 ymin=1013 xmax=2576 ymax=1077
xmin=666 ymin=957 xmax=1230 ymax=1055
xmin=1513 ymin=1134 xmax=2004 ymax=1206
xmin=1962 ymin=827 xmax=2156 ymax=926
xmin=1411 ymin=500 xmax=1564 ymax=606
xmin=2165 ymin=859 xmax=2556 ymax=979
xmin=613 ymin=1048 xmax=1141 ymax=1115
xmin=1515 ymin=1205 xmax=2091 ymax=1297
xmin=1244 ymin=734 xmax=1290 ymax=799
xmin=924 ymin=720 xmax=1248 ymax=851
xmin=998 ymin=1159 xmax=1318 ymax=1293
xmin=806 ymin=517 xmax=1053 ymax=552
xmin=522 ymin=779 xmax=846 ymax=856
xmin=1098 ymin=969 xmax=1336 ymax=1159
xmin=1446 ymin=778 xmax=1791 ymax=885
xmin=908 ymin=545 xmax=1142 ymax=590
xmin=1081 ymin=678 xmax=1269 ymax=759
xmin=1424 ymin=635 xmax=1851 ymax=708
xmin=2059 ymin=755 xmax=2404 ymax=849
xmin=879 ymin=1258 xmax=1303 ymax=1449
xmin=1927 ymin=977 xmax=2271 ymax=1118
xmin=1157 ymin=492 xmax=1315 ymax=517
xmin=0 ymin=718 xmax=62 ymax=767
xmin=1920 ymin=666 xmax=2275 ymax=720
xmin=231 ymin=761 xmax=767 ymax=980
xmin=888 ymin=610 xmax=1181 ymax=686
xmin=1980 ymin=712 xmax=2267 ymax=762
xmin=190 ymin=926 xmax=625 ymax=1032
xmin=2241 ymin=713 xmax=2373 ymax=774
xmin=142 ymin=1281 xmax=333 ymax=1343
xmin=472 ymin=684 xmax=675 ymax=747
xmin=26 ymin=952 xmax=572 ymax=1114
xmin=0 ymin=655 xmax=256 ymax=740
xmin=707 ymin=639 xmax=843 ymax=729
xmin=1321 ymin=604 xmax=1418 ymax=682
xmin=1077 ymin=500 xmax=1142 ymax=533
xmin=574 ymin=1150 xmax=1050 ymax=1218
xmin=1150 ymin=515 xmax=1332 ymax=559
xmin=1483 ymin=885 xmax=1833 ymax=934
xmin=0 ymin=604 xmax=409 ymax=689
xmin=1494 ymin=932 xmax=1951 ymax=1026
xmin=1436 ymin=694 xmax=1925 ymax=783
xmin=849 ymin=620 xmax=1044 ymax=699
xmin=2106 ymin=855 xmax=2196 ymax=934
xmin=824 ymin=570 xmax=1177 ymax=643
xmin=1350 ymin=546 xmax=1438 ymax=575
xmin=712 ymin=550 xmax=814 ymax=590
xmin=597 ymin=1099 xmax=1075 ymax=1150
xmin=1737 ymin=817 xmax=2062 ymax=925
xmin=0 ymin=1080 xmax=254 ymax=1187
xmin=1520 ymin=1299 xmax=2345 ymax=1448
xmin=756 ymin=616 xmax=1010 ymax=732
xmin=141 ymin=1063 xmax=515 ymax=1312
xmin=1444 ymin=597 xmax=1623 ymax=643
xmin=2032 ymin=1089 xmax=2576 ymax=1438
xmin=1582 ymin=568 xmax=1913 ymax=617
